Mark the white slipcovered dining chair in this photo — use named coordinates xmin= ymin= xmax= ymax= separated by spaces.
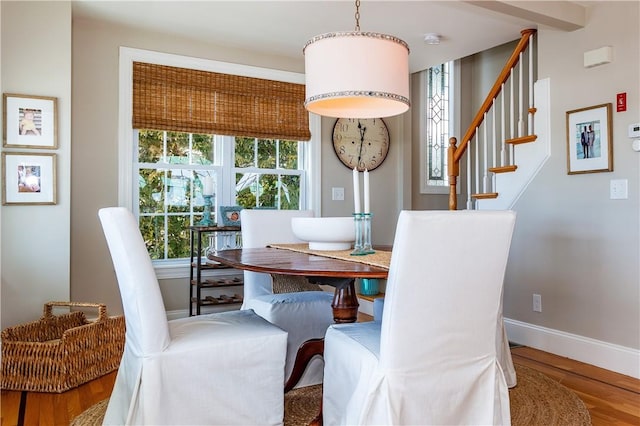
xmin=323 ymin=210 xmax=516 ymax=425
xmin=99 ymin=207 xmax=287 ymax=425
xmin=371 ymin=282 xmax=518 ymax=388
xmin=240 ymin=209 xmax=334 ymax=388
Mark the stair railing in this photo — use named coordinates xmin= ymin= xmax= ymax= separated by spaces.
xmin=448 ymin=28 xmax=537 ymax=210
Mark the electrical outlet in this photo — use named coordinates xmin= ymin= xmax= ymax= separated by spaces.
xmin=332 ymin=187 xmax=345 ymax=201
xmin=533 ymin=294 xmax=542 ymax=312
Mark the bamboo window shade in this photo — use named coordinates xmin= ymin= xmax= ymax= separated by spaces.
xmin=132 ymin=62 xmax=311 ymax=141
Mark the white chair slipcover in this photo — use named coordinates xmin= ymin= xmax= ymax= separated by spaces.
xmin=371 ymin=288 xmax=518 ymax=388
xmin=323 ymin=210 xmax=516 ymax=425
xmin=240 ymin=209 xmax=334 ymax=388
xmin=99 ymin=207 xmax=287 ymax=425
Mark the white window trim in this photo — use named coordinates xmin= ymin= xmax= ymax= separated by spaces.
xmin=118 ymin=47 xmax=321 ymax=278
xmin=419 ymin=61 xmax=461 ymax=194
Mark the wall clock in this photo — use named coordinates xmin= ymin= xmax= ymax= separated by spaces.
xmin=332 ymin=118 xmax=390 ymax=171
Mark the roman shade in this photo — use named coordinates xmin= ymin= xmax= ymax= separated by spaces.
xmin=132 ymin=62 xmax=311 ymax=141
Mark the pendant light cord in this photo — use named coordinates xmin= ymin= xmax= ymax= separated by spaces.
xmin=354 ymin=0 xmax=361 ymax=32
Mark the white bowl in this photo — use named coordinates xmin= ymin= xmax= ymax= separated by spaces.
xmin=291 ymin=217 xmax=355 ymax=251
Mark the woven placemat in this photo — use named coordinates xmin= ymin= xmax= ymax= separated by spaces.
xmin=71 ymin=364 xmax=590 ymax=426
xmin=268 ymin=243 xmax=391 ymax=270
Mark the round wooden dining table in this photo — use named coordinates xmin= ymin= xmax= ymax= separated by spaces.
xmin=206 ymin=246 xmax=390 ymax=392
xmin=206 ymin=246 xmax=389 ymax=323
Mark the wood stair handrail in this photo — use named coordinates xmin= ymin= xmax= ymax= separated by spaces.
xmin=453 ymin=28 xmax=536 ymax=164
xmin=448 ymin=28 xmax=536 ymax=210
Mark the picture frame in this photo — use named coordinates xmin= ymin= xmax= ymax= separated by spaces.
xmin=566 ymin=103 xmax=613 ymax=174
xmin=2 ymin=152 xmax=57 ymax=205
xmin=219 ymin=205 xmax=243 ymax=226
xmin=3 ymin=93 xmax=58 ymax=149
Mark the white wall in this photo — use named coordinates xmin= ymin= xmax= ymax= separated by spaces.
xmin=1 ymin=1 xmax=72 ymax=328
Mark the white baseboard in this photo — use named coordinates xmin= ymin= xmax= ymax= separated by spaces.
xmin=505 ymin=317 xmax=640 ymax=379
xmin=168 ymin=310 xmax=639 ymax=379
xmin=167 ymin=309 xmax=188 ymax=321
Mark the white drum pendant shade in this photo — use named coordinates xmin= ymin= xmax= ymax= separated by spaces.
xmin=304 ymin=32 xmax=410 ymax=118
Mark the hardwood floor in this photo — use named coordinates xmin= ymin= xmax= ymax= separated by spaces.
xmin=2 ymin=346 xmax=638 ymax=425
xmin=511 ymin=346 xmax=640 ymax=425
xmin=1 ymin=371 xmax=116 ymax=426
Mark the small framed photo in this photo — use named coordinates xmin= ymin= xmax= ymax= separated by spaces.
xmin=2 ymin=152 xmax=57 ymax=205
xmin=566 ymin=103 xmax=613 ymax=174
xmin=219 ymin=206 xmax=243 ymax=226
xmin=3 ymin=93 xmax=58 ymax=149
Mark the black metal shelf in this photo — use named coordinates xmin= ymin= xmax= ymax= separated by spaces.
xmin=189 ymin=226 xmax=243 ymax=316
xmin=190 ymin=277 xmax=243 ymax=288
xmin=191 ymin=294 xmax=243 ymax=306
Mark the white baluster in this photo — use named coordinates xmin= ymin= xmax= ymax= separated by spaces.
xmin=492 ymin=100 xmax=497 ymax=176
xmin=510 ymin=69 xmax=515 ymax=161
xmin=501 ymin=84 xmax=506 ymax=166
xmin=518 ymin=52 xmax=524 ymax=138
xmin=466 ymin=142 xmax=473 ymax=210
xmin=483 ymin=115 xmax=488 ymax=193
xmin=475 ymin=128 xmax=480 ymax=196
xmin=528 ymin=34 xmax=534 ymax=134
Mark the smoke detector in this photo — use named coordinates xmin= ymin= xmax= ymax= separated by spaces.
xmin=424 ymin=33 xmax=441 ymax=45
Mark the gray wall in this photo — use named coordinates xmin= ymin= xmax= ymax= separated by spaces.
xmin=504 ymin=3 xmax=639 ymax=349
xmin=1 ymin=1 xmax=637 ymax=373
xmin=70 ymin=18 xmax=409 ymax=314
xmin=70 ymin=18 xmax=305 ymax=314
xmin=1 ymin=1 xmax=72 ymax=328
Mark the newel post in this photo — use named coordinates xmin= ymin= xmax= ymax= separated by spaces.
xmin=448 ymin=137 xmax=459 ymax=210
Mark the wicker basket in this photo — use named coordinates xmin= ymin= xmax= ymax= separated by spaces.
xmin=1 ymin=301 xmax=125 ymax=393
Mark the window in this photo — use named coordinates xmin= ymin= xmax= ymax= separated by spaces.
xmin=135 ymin=131 xmax=308 ymax=261
xmin=135 ymin=130 xmax=218 ymax=261
xmin=119 ymin=48 xmax=321 ymax=276
xmin=234 ymin=137 xmax=305 ymax=210
xmin=420 ymin=61 xmax=459 ymax=194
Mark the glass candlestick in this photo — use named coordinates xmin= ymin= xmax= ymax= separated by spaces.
xmin=197 ymin=195 xmax=215 ymax=226
xmin=361 ymin=213 xmax=375 ymax=254
xmin=350 ymin=213 xmax=364 ymax=256
xmin=351 ymin=212 xmax=375 ymax=256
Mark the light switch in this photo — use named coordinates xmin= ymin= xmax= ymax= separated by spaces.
xmin=332 ymin=187 xmax=345 ymax=201
xmin=610 ymin=179 xmax=628 ymax=200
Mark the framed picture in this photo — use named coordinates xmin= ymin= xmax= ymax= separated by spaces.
xmin=566 ymin=103 xmax=613 ymax=174
xmin=3 ymin=93 xmax=58 ymax=149
xmin=219 ymin=206 xmax=242 ymax=226
xmin=2 ymin=152 xmax=57 ymax=205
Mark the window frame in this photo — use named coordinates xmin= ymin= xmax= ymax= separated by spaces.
xmin=419 ymin=60 xmax=461 ymax=194
xmin=119 ymin=47 xmax=321 ymax=278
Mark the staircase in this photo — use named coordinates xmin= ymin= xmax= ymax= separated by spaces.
xmin=448 ymin=29 xmax=550 ymax=210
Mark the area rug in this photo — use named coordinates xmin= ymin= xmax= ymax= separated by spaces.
xmin=71 ymin=365 xmax=591 ymax=425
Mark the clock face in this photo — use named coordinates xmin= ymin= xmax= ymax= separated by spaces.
xmin=332 ymin=118 xmax=390 ymax=171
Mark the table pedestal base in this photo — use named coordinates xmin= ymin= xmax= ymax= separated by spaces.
xmin=286 ymin=279 xmax=359 ymax=392
xmin=286 ymin=278 xmax=362 ymax=425
xmin=331 ymin=279 xmax=360 ymax=323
